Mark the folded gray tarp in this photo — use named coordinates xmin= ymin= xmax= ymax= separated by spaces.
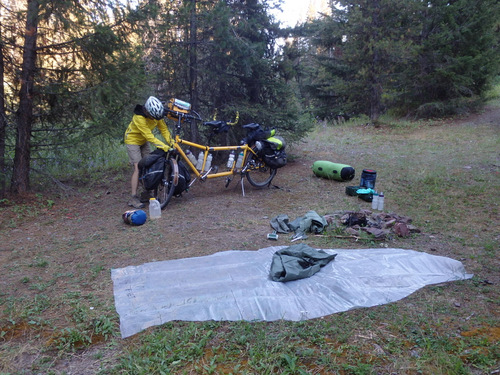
xmin=112 ymin=246 xmax=472 ymax=338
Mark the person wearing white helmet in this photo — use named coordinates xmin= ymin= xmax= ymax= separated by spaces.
xmin=124 ymin=96 xmax=173 ymax=208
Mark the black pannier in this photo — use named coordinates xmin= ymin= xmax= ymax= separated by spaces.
xmin=264 ymin=149 xmax=287 ymax=169
xmin=139 ymin=149 xmax=166 ymax=190
xmin=242 ymin=123 xmax=288 ymax=169
xmin=243 ymin=127 xmax=274 ymax=146
xmin=173 ymin=160 xmax=191 ymax=196
xmin=260 ymin=137 xmax=287 ymax=169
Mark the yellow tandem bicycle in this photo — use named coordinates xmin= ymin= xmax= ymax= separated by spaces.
xmin=144 ymin=102 xmax=286 ymax=209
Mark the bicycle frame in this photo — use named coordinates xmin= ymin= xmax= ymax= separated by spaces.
xmin=168 ymin=112 xmax=258 ymax=182
xmin=172 ymin=137 xmax=256 ymax=180
xmin=150 ymin=108 xmax=277 ymax=207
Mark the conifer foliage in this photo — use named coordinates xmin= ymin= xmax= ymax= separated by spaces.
xmin=306 ymin=0 xmax=499 ymax=122
xmin=140 ymin=0 xmax=302 ymax=142
xmin=1 ymin=0 xmax=146 ymax=193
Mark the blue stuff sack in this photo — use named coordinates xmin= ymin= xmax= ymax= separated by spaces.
xmin=123 ymin=210 xmax=147 ymax=225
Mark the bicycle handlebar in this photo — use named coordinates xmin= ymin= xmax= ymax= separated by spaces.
xmin=164 ymin=108 xmax=203 ymax=122
xmin=165 ymin=107 xmax=241 ymax=130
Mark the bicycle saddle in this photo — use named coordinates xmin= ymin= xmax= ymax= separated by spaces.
xmin=242 ymin=123 xmax=261 ymax=131
xmin=204 ymin=120 xmax=223 ymax=127
xmin=204 ymin=121 xmax=230 ymax=134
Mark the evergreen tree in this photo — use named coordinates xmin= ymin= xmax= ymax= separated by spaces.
xmin=0 ymin=10 xmax=6 ymax=195
xmin=2 ymin=0 xmax=145 ymax=193
xmin=308 ymin=0 xmax=414 ymax=122
xmin=397 ymin=0 xmax=500 ymax=117
xmin=306 ymin=0 xmax=499 ymax=120
xmin=143 ymin=0 xmax=306 ymax=143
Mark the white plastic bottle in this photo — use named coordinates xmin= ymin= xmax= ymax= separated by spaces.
xmin=149 ymin=198 xmax=161 ymax=219
xmin=371 ymin=192 xmax=379 ymax=210
xmin=185 ymin=150 xmax=197 ymax=166
xmin=377 ymin=192 xmax=384 ymax=211
xmin=226 ymin=151 xmax=235 ymax=168
xmin=204 ymin=154 xmax=212 ymax=172
xmin=196 ymin=152 xmax=205 ymax=170
xmin=173 ymin=98 xmax=191 ymax=111
xmin=235 ymin=151 xmax=244 ymax=169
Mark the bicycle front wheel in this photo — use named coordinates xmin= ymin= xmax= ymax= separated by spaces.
xmin=245 ymin=154 xmax=277 ymax=188
xmin=155 ymin=158 xmax=176 ymax=209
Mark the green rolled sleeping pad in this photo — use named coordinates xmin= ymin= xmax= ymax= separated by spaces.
xmin=312 ymin=160 xmax=355 ymax=182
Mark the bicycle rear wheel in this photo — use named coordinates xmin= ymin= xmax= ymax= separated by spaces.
xmin=155 ymin=158 xmax=176 ymax=209
xmin=245 ymin=153 xmax=277 ymax=188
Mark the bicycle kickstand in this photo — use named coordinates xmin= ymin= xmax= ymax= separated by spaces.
xmin=240 ymin=176 xmax=245 ymax=197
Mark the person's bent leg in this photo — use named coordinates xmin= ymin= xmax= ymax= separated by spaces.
xmin=126 ymin=145 xmax=145 ymax=209
xmin=131 ymin=162 xmax=140 ymax=196
xmin=138 ymin=143 xmax=153 ymax=202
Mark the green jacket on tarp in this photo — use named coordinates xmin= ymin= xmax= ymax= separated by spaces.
xmin=269 ymin=244 xmax=337 ymax=282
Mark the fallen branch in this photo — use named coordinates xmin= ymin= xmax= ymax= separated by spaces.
xmin=31 ymin=167 xmax=75 ymax=195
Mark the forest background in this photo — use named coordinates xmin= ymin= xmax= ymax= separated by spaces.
xmin=0 ymin=0 xmax=499 ymax=195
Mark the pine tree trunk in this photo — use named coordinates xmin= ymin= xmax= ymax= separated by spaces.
xmin=369 ymin=0 xmax=381 ymax=124
xmin=11 ymin=0 xmax=39 ymax=194
xmin=188 ymin=0 xmax=199 ymax=143
xmin=0 ymin=22 xmax=6 ymax=195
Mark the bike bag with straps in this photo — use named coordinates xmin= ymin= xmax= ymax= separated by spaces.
xmin=166 ymin=98 xmax=191 ymax=121
xmin=242 ymin=124 xmax=274 ymax=145
xmin=262 ymin=148 xmax=287 ymax=169
xmin=139 ymin=149 xmax=166 ymax=190
xmin=243 ymin=123 xmax=288 ymax=169
xmin=259 ymin=135 xmax=287 ymax=169
xmin=173 ymin=160 xmax=191 ymax=196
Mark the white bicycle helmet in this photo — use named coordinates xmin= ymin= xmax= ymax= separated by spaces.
xmin=144 ymin=96 xmax=164 ymax=120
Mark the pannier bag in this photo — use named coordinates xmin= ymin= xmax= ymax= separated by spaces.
xmin=263 ymin=149 xmax=287 ymax=169
xmin=243 ymin=123 xmax=288 ymax=169
xmin=242 ymin=126 xmax=274 ymax=145
xmin=173 ymin=160 xmax=191 ymax=196
xmin=139 ymin=149 xmax=166 ymax=190
xmin=259 ymin=135 xmax=287 ymax=169
xmin=265 ymin=136 xmax=286 ymax=151
xmin=167 ymin=98 xmax=191 ymax=120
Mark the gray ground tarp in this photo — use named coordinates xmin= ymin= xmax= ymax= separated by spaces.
xmin=111 ymin=246 xmax=472 ymax=338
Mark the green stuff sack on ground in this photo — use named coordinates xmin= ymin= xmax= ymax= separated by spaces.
xmin=312 ymin=160 xmax=355 ymax=181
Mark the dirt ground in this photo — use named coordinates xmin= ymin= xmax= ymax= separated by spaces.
xmin=0 ymin=105 xmax=498 ymax=374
